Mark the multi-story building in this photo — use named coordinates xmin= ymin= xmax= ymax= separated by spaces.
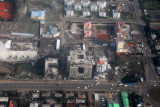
xmin=96 ymin=56 xmax=108 ymax=73
xmin=81 ymin=0 xmax=90 ymax=8
xmin=45 ymin=58 xmax=58 ymax=79
xmin=64 ymin=0 xmax=74 ymax=7
xmin=113 ymin=11 xmax=120 ymax=19
xmin=116 ymin=22 xmax=131 ymax=55
xmin=90 ymin=3 xmax=98 ymax=12
xmin=74 ymin=2 xmax=81 ymax=11
xmin=67 ymin=45 xmax=94 ymax=79
xmin=99 ymin=10 xmax=106 ymax=17
xmin=66 ymin=7 xmax=74 ymax=17
xmin=94 ymin=56 xmax=110 ymax=79
xmin=97 ymin=1 xmax=107 ymax=9
xmin=83 ymin=9 xmax=90 ymax=17
xmin=112 ymin=5 xmax=121 ymax=19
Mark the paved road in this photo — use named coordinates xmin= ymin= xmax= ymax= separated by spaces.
xmin=0 ymin=79 xmax=159 ymax=105
xmin=133 ymin=0 xmax=146 ymax=26
xmin=64 ymin=17 xmax=137 ymax=24
xmin=0 ymin=82 xmax=141 ymax=95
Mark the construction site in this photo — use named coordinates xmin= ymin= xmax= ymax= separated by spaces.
xmin=69 ymin=22 xmax=115 ymax=41
xmin=0 ymin=0 xmax=146 ymax=82
xmin=67 ymin=45 xmax=95 ymax=79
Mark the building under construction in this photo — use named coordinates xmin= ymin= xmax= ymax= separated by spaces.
xmin=67 ymin=45 xmax=95 ymax=79
xmin=0 ymin=39 xmax=37 ymax=62
xmin=45 ymin=58 xmax=59 ymax=79
xmin=0 ymin=1 xmax=13 ymax=20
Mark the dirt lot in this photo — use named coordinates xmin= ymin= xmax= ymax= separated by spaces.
xmin=0 ymin=0 xmax=63 ymax=36
xmin=0 ymin=62 xmax=14 ymax=75
xmin=148 ymin=87 xmax=160 ymax=103
xmin=26 ymin=0 xmax=63 ymax=22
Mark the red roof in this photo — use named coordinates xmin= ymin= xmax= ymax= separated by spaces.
xmin=116 ymin=4 xmax=122 ymax=11
xmin=0 ymin=2 xmax=13 ymax=20
xmin=98 ymin=60 xmax=105 ymax=65
xmin=97 ymin=34 xmax=109 ymax=40
xmin=117 ymin=52 xmax=121 ymax=55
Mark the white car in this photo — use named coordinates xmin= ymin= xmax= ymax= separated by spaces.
xmin=77 ymin=87 xmax=80 ymax=89
xmin=135 ymin=85 xmax=138 ymax=87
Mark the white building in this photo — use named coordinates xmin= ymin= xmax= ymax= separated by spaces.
xmin=74 ymin=2 xmax=82 ymax=11
xmin=64 ymin=0 xmax=74 ymax=7
xmin=96 ymin=56 xmax=108 ymax=73
xmin=83 ymin=9 xmax=90 ymax=17
xmin=113 ymin=10 xmax=121 ymax=19
xmin=94 ymin=56 xmax=111 ymax=79
xmin=0 ymin=97 xmax=8 ymax=102
xmin=56 ymin=39 xmax=60 ymax=51
xmin=81 ymin=0 xmax=90 ymax=8
xmin=30 ymin=102 xmax=39 ymax=107
xmin=97 ymin=1 xmax=107 ymax=9
xmin=66 ymin=8 xmax=74 ymax=17
xmin=90 ymin=3 xmax=98 ymax=12
xmin=99 ymin=10 xmax=106 ymax=17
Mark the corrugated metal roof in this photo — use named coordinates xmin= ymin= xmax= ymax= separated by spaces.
xmin=121 ymin=92 xmax=128 ymax=97
xmin=109 ymin=103 xmax=120 ymax=107
xmin=11 ymin=32 xmax=34 ymax=37
xmin=56 ymin=39 xmax=60 ymax=50
xmin=0 ymin=2 xmax=13 ymax=20
xmin=122 ymin=97 xmax=130 ymax=107
xmin=121 ymin=92 xmax=130 ymax=107
xmin=31 ymin=10 xmax=45 ymax=18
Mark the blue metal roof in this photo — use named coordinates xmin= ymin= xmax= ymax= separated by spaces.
xmin=31 ymin=11 xmax=45 ymax=17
